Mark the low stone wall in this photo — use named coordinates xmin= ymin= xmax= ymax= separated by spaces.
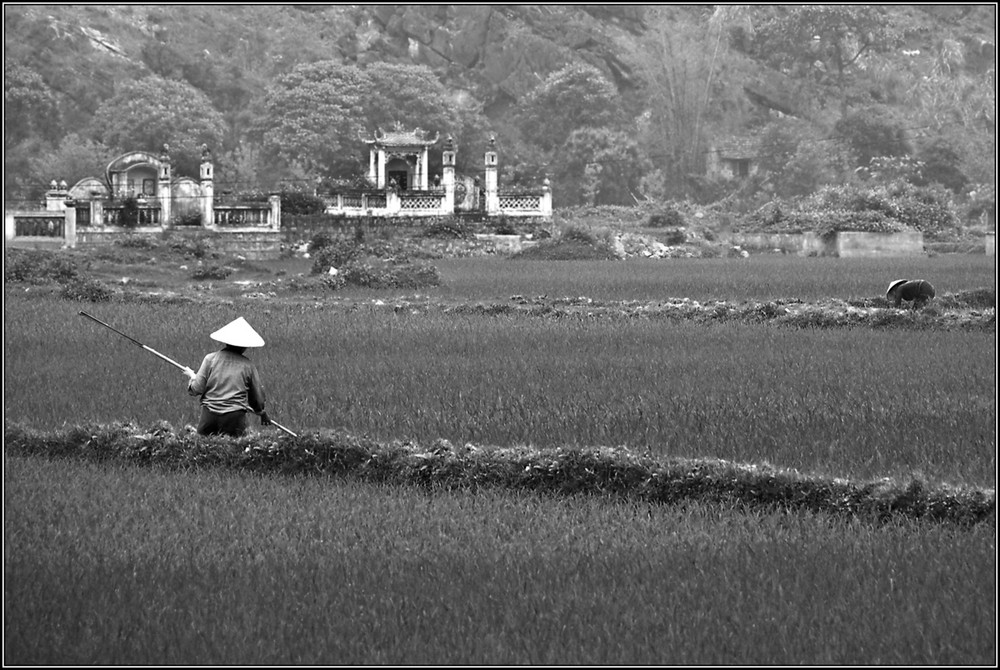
xmin=474 ymin=234 xmax=540 ymax=254
xmin=730 ymin=233 xmax=808 ymax=254
xmin=76 ymin=227 xmax=284 ymax=260
xmin=835 ymin=231 xmax=924 ymax=258
xmin=204 ymin=231 xmax=284 ymax=260
xmin=731 ymin=231 xmax=924 ymax=257
xmin=731 ymin=232 xmax=826 ymax=255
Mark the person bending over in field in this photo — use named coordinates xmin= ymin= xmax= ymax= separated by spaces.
xmin=183 ymin=317 xmax=270 ymax=436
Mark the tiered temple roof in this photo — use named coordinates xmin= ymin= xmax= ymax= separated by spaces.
xmin=364 ymin=126 xmax=440 ymax=147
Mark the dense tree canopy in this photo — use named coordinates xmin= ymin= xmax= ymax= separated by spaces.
xmin=515 ymin=63 xmax=625 ymax=153
xmin=255 ymin=61 xmax=477 ymax=186
xmin=750 ymin=5 xmax=902 ymax=93
xmin=4 ymin=59 xmax=60 ymax=152
xmin=89 ymin=76 xmax=226 ymax=178
xmin=1 ymin=3 xmax=993 ymax=219
xmin=555 ymin=127 xmax=651 ymax=207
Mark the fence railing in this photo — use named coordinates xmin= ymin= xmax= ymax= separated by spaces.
xmin=400 ymin=192 xmax=445 ymax=210
xmin=498 ymin=193 xmax=543 ymax=211
xmin=13 ymin=214 xmax=64 ymax=238
xmin=103 ymin=206 xmax=161 ymax=227
xmin=214 ymin=206 xmax=272 ymax=227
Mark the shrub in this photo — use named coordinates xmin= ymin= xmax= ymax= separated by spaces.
xmin=560 ymin=224 xmax=599 ymax=245
xmin=115 ymin=235 xmax=157 ymax=250
xmin=646 ymin=206 xmax=685 ymax=228
xmin=388 ymin=262 xmax=441 ymax=289
xmin=332 ymin=260 xmax=441 ymax=290
xmin=880 ymin=181 xmax=959 ymax=241
xmin=489 ymin=217 xmax=517 ymax=235
xmin=307 ymin=232 xmax=338 ymax=252
xmin=169 ymin=238 xmax=214 ymax=259
xmin=60 ymin=277 xmax=113 ymax=302
xmin=420 ymin=218 xmax=476 ymax=239
xmin=118 ymin=196 xmax=140 ymax=229
xmin=4 ymin=249 xmax=79 ymax=284
xmin=190 ymin=264 xmax=233 ymax=280
xmin=310 ymin=239 xmax=362 ymax=274
xmin=279 ymin=189 xmax=327 ymax=216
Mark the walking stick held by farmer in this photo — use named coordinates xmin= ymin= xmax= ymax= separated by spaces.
xmin=79 ymin=311 xmax=296 ymax=437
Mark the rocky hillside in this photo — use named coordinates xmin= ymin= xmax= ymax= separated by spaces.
xmin=4 ymin=4 xmax=996 ymax=209
xmin=5 ymin=4 xmax=993 ymax=127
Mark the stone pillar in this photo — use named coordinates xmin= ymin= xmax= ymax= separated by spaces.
xmin=442 ymin=135 xmax=456 ymax=214
xmin=377 ymin=148 xmax=386 ymax=188
xmin=62 ymin=200 xmax=77 ymax=248
xmin=269 ymin=194 xmax=281 ymax=230
xmin=5 ymin=212 xmax=14 ymax=241
xmin=158 ymin=146 xmax=173 ymax=227
xmin=92 ymin=199 xmax=105 ymax=229
xmin=368 ymin=147 xmax=377 ymax=185
xmin=484 ymin=135 xmax=499 ymax=215
xmin=540 ymin=177 xmax=552 ymax=217
xmin=200 ymin=146 xmax=215 ymax=228
xmin=45 ymin=180 xmax=69 ymax=211
xmin=421 ymin=145 xmax=430 ymax=190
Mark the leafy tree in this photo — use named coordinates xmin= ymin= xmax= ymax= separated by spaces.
xmin=555 ymin=127 xmax=651 ymax=207
xmin=88 ymin=75 xmax=226 ymax=178
xmin=28 ymin=134 xmax=118 ymax=194
xmin=833 ymin=106 xmax=911 ymax=169
xmin=757 ymin=118 xmax=841 ymax=197
xmin=627 ymin=7 xmax=755 ymax=199
xmin=362 ymin=62 xmax=461 ymax=133
xmin=255 ymin=61 xmax=370 ymax=186
xmin=4 ymin=59 xmax=60 ymax=152
xmin=4 ymin=59 xmax=62 ymax=199
xmin=749 ymin=5 xmax=902 ymax=106
xmin=515 ymin=63 xmax=625 ymax=153
xmin=257 ymin=60 xmax=481 ymax=186
xmin=915 ymin=137 xmax=968 ymax=193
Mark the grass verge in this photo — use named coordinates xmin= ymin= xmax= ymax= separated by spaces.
xmin=5 ymin=421 xmax=993 ymax=527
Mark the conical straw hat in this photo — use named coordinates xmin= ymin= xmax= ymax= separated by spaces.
xmin=210 ymin=317 xmax=265 ymax=348
xmin=886 ymin=279 xmax=908 ymax=296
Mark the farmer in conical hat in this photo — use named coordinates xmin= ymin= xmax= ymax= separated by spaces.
xmin=182 ymin=317 xmax=271 ymax=436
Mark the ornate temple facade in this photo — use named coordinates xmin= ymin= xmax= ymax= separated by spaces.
xmin=326 ymin=129 xmax=551 ymax=219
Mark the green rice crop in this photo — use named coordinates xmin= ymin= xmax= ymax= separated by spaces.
xmin=4 ymin=287 xmax=994 ymax=486
xmin=4 ymin=456 xmax=994 ymax=665
xmin=426 ymin=255 xmax=995 ymax=302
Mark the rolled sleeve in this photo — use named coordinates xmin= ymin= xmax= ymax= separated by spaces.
xmin=187 ymin=354 xmax=211 ymax=396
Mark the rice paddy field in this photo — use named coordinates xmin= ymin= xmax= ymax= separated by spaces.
xmin=3 ymin=250 xmax=997 ymax=664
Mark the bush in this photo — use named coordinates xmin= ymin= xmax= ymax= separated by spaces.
xmin=330 ymin=261 xmax=441 ymax=290
xmin=279 ymin=189 xmax=327 ymax=216
xmin=4 ymin=249 xmax=79 ymax=284
xmin=310 ymin=239 xmax=362 ymax=274
xmin=115 ymin=235 xmax=157 ymax=250
xmin=119 ymin=196 xmax=140 ymax=229
xmin=60 ymin=277 xmax=113 ymax=302
xmin=738 ymin=182 xmax=960 ymax=240
xmin=169 ymin=238 xmax=214 ymax=259
xmin=647 ymin=206 xmax=685 ymax=228
xmin=489 ymin=217 xmax=517 ymax=235
xmin=560 ymin=224 xmax=599 ymax=245
xmin=190 ymin=264 xmax=233 ymax=280
xmin=307 ymin=232 xmax=338 ymax=252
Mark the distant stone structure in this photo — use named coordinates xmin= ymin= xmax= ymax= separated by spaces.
xmin=326 ymin=127 xmax=551 ymax=219
xmin=5 ymin=145 xmax=282 ymax=259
